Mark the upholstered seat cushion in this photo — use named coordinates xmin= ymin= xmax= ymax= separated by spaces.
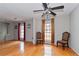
xmin=57 ymin=40 xmax=67 ymax=44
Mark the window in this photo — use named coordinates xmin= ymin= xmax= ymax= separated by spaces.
xmin=45 ymin=20 xmax=51 ymax=44
xmin=20 ymin=24 xmax=24 ymax=39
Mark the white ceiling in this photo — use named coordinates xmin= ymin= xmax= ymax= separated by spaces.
xmin=0 ymin=3 xmax=78 ymax=22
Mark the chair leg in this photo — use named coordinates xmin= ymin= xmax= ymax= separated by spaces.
xmin=57 ymin=41 xmax=58 ymax=47
xmin=62 ymin=44 xmax=65 ymax=50
xmin=67 ymin=43 xmax=69 ymax=48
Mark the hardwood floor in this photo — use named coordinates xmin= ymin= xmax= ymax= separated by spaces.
xmin=0 ymin=40 xmax=78 ymax=56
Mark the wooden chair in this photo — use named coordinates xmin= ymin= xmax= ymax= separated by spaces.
xmin=57 ymin=32 xmax=70 ymax=49
xmin=36 ymin=32 xmax=43 ymax=44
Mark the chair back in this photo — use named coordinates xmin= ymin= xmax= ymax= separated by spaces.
xmin=36 ymin=32 xmax=42 ymax=39
xmin=62 ymin=32 xmax=70 ymax=41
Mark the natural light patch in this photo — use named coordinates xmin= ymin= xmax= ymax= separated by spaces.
xmin=44 ymin=44 xmax=52 ymax=56
xmin=20 ymin=24 xmax=24 ymax=40
xmin=19 ymin=41 xmax=24 ymax=54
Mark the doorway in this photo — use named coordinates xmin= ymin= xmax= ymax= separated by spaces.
xmin=20 ymin=23 xmax=24 ymax=41
xmin=45 ymin=20 xmax=51 ymax=44
xmin=18 ymin=23 xmax=26 ymax=41
xmin=42 ymin=17 xmax=54 ymax=44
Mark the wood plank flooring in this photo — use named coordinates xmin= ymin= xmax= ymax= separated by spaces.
xmin=0 ymin=41 xmax=78 ymax=56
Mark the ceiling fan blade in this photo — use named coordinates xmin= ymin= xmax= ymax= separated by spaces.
xmin=50 ymin=5 xmax=64 ymax=10
xmin=52 ymin=9 xmax=64 ymax=12
xmin=33 ymin=10 xmax=44 ymax=12
xmin=50 ymin=11 xmax=56 ymax=16
xmin=42 ymin=3 xmax=48 ymax=10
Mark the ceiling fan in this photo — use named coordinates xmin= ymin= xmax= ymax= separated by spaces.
xmin=33 ymin=3 xmax=64 ymax=16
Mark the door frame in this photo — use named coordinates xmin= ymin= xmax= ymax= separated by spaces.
xmin=51 ymin=17 xmax=54 ymax=43
xmin=42 ymin=19 xmax=45 ymax=43
xmin=18 ymin=23 xmax=20 ymax=41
